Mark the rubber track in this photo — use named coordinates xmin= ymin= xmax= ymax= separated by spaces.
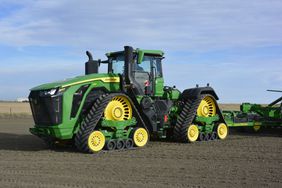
xmin=75 ymin=93 xmax=148 ymax=153
xmin=75 ymin=93 xmax=112 ymax=153
xmin=173 ymin=96 xmax=201 ymax=142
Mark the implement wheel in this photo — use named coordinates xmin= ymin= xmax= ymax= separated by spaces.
xmin=104 ymin=96 xmax=132 ymax=121
xmin=217 ymin=123 xmax=228 ymax=140
xmin=87 ymin=131 xmax=106 ymax=152
xmin=132 ymin=128 xmax=148 ymax=147
xmin=187 ymin=124 xmax=199 ymax=142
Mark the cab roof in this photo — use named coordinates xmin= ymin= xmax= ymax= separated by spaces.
xmin=106 ymin=48 xmax=164 ymax=57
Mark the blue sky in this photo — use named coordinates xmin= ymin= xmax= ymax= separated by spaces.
xmin=0 ymin=0 xmax=281 ymax=103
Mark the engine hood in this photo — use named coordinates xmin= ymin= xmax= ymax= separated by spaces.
xmin=30 ymin=73 xmax=120 ymax=91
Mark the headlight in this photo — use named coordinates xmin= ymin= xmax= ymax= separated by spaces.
xmin=48 ymin=88 xmax=57 ymax=95
xmin=39 ymin=87 xmax=68 ymax=97
xmin=39 ymin=88 xmax=58 ymax=97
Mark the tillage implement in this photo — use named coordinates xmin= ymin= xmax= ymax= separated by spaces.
xmin=223 ymin=90 xmax=282 ymax=132
xmin=29 ymin=46 xmax=227 ymax=153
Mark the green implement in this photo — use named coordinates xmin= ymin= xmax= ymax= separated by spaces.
xmin=223 ymin=90 xmax=282 ymax=132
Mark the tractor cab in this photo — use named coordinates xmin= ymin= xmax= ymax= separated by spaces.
xmin=85 ymin=46 xmax=177 ymax=100
xmin=105 ymin=47 xmax=165 ymax=98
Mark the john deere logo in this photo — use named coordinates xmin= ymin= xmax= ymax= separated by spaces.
xmin=105 ymin=78 xmax=116 ymax=81
xmin=101 ymin=77 xmax=120 ymax=83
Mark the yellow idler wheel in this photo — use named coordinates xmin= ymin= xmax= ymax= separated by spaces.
xmin=253 ymin=125 xmax=261 ymax=132
xmin=133 ymin=128 xmax=148 ymax=147
xmin=104 ymin=96 xmax=132 ymax=121
xmin=197 ymin=96 xmax=216 ymax=117
xmin=217 ymin=123 xmax=228 ymax=140
xmin=87 ymin=131 xmax=105 ymax=152
xmin=187 ymin=124 xmax=199 ymax=142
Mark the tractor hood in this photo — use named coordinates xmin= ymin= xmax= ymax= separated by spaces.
xmin=30 ymin=73 xmax=120 ymax=91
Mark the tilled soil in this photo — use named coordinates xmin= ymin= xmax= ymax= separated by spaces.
xmin=0 ymin=118 xmax=281 ymax=188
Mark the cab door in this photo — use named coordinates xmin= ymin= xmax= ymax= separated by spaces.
xmin=134 ymin=55 xmax=164 ymax=97
xmin=152 ymin=58 xmax=164 ymax=97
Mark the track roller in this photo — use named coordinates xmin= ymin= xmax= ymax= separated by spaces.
xmin=210 ymin=132 xmax=217 ymax=140
xmin=116 ymin=139 xmax=125 ymax=150
xmin=204 ymin=133 xmax=211 ymax=141
xmin=105 ymin=140 xmax=116 ymax=150
xmin=125 ymin=138 xmax=134 ymax=149
xmin=198 ymin=132 xmax=205 ymax=141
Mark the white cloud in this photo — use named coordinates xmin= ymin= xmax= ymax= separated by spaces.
xmin=0 ymin=0 xmax=282 ymax=103
xmin=0 ymin=0 xmax=282 ymax=51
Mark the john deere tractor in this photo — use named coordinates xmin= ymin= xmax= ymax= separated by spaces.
xmin=29 ymin=46 xmax=227 ymax=153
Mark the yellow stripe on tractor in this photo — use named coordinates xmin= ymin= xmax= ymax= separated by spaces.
xmin=62 ymin=77 xmax=120 ymax=88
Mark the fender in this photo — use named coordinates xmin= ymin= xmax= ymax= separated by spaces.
xmin=81 ymin=87 xmax=109 ymax=115
xmin=181 ymin=86 xmax=226 ymax=125
xmin=181 ymin=86 xmax=219 ymax=100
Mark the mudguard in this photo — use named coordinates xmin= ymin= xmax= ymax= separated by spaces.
xmin=181 ymin=86 xmax=219 ymax=100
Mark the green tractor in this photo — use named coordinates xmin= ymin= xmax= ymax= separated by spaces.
xmin=29 ymin=46 xmax=227 ymax=153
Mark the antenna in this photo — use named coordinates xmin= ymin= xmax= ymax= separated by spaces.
xmin=267 ymin=89 xmax=282 ymax=93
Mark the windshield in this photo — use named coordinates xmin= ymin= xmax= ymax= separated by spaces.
xmin=111 ymin=54 xmax=124 ymax=74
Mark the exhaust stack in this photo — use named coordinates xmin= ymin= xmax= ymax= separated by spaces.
xmin=85 ymin=51 xmax=99 ymax=75
xmin=124 ymin=46 xmax=134 ymax=85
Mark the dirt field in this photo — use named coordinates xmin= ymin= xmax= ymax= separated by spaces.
xmin=219 ymin=103 xmax=241 ymax=111
xmin=0 ymin=118 xmax=281 ymax=188
xmin=0 ymin=102 xmax=31 ymax=114
xmin=0 ymin=102 xmax=31 ymax=118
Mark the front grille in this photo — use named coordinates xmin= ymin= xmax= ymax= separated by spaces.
xmin=29 ymin=90 xmax=63 ymax=126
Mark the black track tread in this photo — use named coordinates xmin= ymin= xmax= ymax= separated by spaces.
xmin=75 ymin=93 xmax=112 ymax=153
xmin=173 ymin=97 xmax=201 ymax=142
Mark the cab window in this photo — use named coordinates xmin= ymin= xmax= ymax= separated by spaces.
xmin=135 ymin=56 xmax=151 ymax=72
xmin=137 ymin=55 xmax=162 ymax=77
xmin=154 ymin=58 xmax=162 ymax=77
xmin=111 ymin=55 xmax=125 ymax=74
